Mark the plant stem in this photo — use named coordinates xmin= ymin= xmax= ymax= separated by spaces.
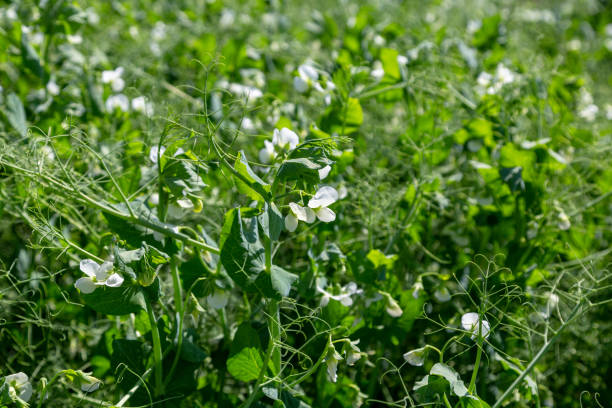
xmin=145 ymin=296 xmax=164 ymax=397
xmin=468 ymin=328 xmax=484 ymax=393
xmin=491 ymin=302 xmax=583 ymax=408
xmin=164 ymin=260 xmax=184 ymax=388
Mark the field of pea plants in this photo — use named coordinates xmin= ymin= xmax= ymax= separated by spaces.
xmin=1 ymin=0 xmax=611 ymax=407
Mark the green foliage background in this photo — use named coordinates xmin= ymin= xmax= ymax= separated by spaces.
xmin=0 ymin=0 xmax=611 ymax=407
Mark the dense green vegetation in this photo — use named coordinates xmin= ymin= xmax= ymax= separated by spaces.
xmin=1 ymin=0 xmax=611 ymax=407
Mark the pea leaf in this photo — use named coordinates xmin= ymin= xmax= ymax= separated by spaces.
xmin=258 ymin=202 xmax=284 ymax=241
xmin=430 ymin=363 xmax=469 ymax=397
xmin=5 ymin=93 xmax=27 ymax=137
xmin=219 ymin=208 xmax=266 ymax=292
xmin=234 ymin=150 xmax=271 ymax=201
xmin=81 ymin=285 xmax=146 ymax=315
xmin=226 ymin=347 xmax=264 ymax=382
xmin=270 ymin=265 xmax=298 ymax=298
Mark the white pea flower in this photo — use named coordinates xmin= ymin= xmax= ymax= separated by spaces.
xmin=101 ymin=67 xmax=125 ymax=92
xmin=46 ymin=80 xmax=60 ymax=96
xmin=578 ymin=104 xmax=598 ymax=122
xmin=557 ymin=210 xmax=571 ymax=230
xmin=325 ymin=345 xmax=343 ymax=383
xmin=318 ymin=165 xmax=332 ymax=180
xmin=384 ymin=294 xmax=403 ymax=317
xmin=307 ymin=186 xmax=339 ymax=222
xmin=461 ymin=312 xmax=490 ymax=340
xmin=3 ymin=372 xmax=32 ymax=403
xmin=433 ymin=287 xmax=451 ymax=302
xmin=316 ymin=280 xmax=362 ymax=307
xmin=343 ymin=339 xmax=362 ymax=366
xmin=258 ymin=140 xmax=276 ymax=164
xmin=403 ymin=346 xmax=427 ymax=366
xmin=285 ymin=202 xmax=316 ymax=232
xmin=75 ymin=371 xmax=101 ymax=392
xmin=371 ymin=61 xmax=385 ymax=80
xmin=272 ymin=127 xmax=299 ymax=150
xmin=131 ymin=96 xmax=154 ymax=116
xmin=74 ymin=259 xmax=123 ymax=294
xmin=207 ymin=289 xmax=229 ymax=309
xmin=495 ymin=64 xmax=515 ymax=85
xmin=105 ymin=94 xmax=129 ymax=112
xmin=294 ymin=63 xmax=319 ymax=93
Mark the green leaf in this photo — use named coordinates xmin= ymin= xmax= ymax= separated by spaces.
xmin=430 ymin=363 xmax=469 ymax=397
xmin=219 ymin=208 xmax=266 ymax=292
xmin=162 ymin=156 xmax=207 ymax=197
xmin=234 ymin=150 xmax=271 ymax=201
xmin=380 ymin=48 xmax=401 ymax=81
xmin=258 ymin=202 xmax=284 ymax=242
xmin=230 ymin=323 xmax=262 ymax=357
xmin=5 ymin=93 xmax=27 ymax=137
xmin=81 ymin=285 xmax=146 ymax=315
xmin=276 ymin=158 xmax=326 ymax=184
xmin=460 ymin=396 xmax=491 ymax=408
xmin=270 ymin=265 xmax=298 ymax=298
xmin=226 ymin=347 xmax=264 ymax=382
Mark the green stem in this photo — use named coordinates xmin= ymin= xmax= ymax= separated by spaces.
xmin=37 ymin=371 xmax=63 ymax=408
xmin=468 ymin=336 xmax=483 ymax=394
xmin=491 ymin=302 xmax=583 ymax=408
xmin=164 ymin=260 xmax=184 ymax=388
xmin=145 ymin=296 xmax=164 ymax=397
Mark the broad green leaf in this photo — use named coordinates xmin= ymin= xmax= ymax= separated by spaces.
xmin=234 ymin=150 xmax=271 ymax=201
xmin=270 ymin=265 xmax=298 ymax=298
xmin=258 ymin=202 xmax=284 ymax=242
xmin=5 ymin=93 xmax=27 ymax=137
xmin=162 ymin=156 xmax=207 ymax=197
xmin=81 ymin=285 xmax=145 ymax=315
xmin=219 ymin=208 xmax=265 ymax=291
xmin=226 ymin=347 xmax=264 ymax=382
xmin=276 ymin=158 xmax=326 ymax=184
xmin=230 ymin=323 xmax=262 ymax=357
xmin=430 ymin=363 xmax=469 ymax=397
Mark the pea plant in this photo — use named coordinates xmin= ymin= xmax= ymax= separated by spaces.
xmin=1 ymin=1 xmax=612 ymax=407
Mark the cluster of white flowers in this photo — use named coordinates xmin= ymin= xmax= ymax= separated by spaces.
xmin=476 ymin=63 xmax=517 ymax=95
xmin=258 ymin=127 xmax=310 ymax=166
xmin=316 ymin=279 xmax=363 ymax=307
xmin=74 ymin=259 xmax=123 ymax=294
xmin=285 ymin=186 xmax=339 ymax=231
xmin=101 ymin=67 xmax=153 ymax=115
xmin=293 ymin=63 xmax=336 ymax=104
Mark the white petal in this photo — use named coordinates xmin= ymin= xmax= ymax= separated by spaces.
xmin=298 ymin=64 xmax=318 ymax=81
xmin=297 ymin=208 xmax=312 ymax=225
xmin=289 ymin=202 xmax=309 ymax=222
xmin=19 ymin=381 xmax=33 ymax=402
xmin=4 ymin=373 xmax=28 ymax=387
xmin=293 ymin=76 xmax=308 ymax=93
xmin=285 ymin=214 xmax=298 ymax=232
xmin=318 ymin=165 xmax=332 ymax=180
xmin=149 ymin=145 xmax=165 ymax=163
xmin=111 ymin=77 xmax=125 ymax=92
xmin=207 ymin=290 xmax=229 ymax=309
xmin=75 ymin=277 xmax=97 ymax=294
xmin=177 ymin=198 xmax=194 ymax=208
xmin=80 ymin=259 xmax=100 ymax=278
xmin=403 ymin=347 xmax=426 ymax=366
xmin=279 ymin=128 xmax=299 ymax=149
xmin=104 ymin=273 xmax=124 ymax=288
xmin=315 ymin=207 xmax=336 ymax=222
xmin=96 ymin=262 xmax=114 ymax=281
xmin=308 ymin=186 xmax=339 ymax=208
xmin=340 ymin=296 xmax=353 ymax=307
xmin=386 ymin=297 xmax=403 ymax=317
xmin=461 ymin=313 xmax=480 ymax=331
